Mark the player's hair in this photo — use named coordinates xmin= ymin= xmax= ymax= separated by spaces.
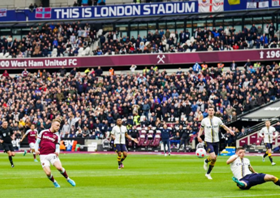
xmin=208 ymin=105 xmax=215 ymax=110
xmin=235 ymin=147 xmax=245 ymax=153
xmin=52 ymin=118 xmax=62 ymax=124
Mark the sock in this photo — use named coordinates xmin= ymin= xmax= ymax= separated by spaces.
xmin=60 ymin=168 xmax=69 ymax=180
xmin=263 ymin=152 xmax=268 ymax=158
xmin=48 ymin=174 xmax=55 ymax=182
xmin=121 ymin=155 xmax=126 ymax=162
xmin=273 ymin=177 xmax=280 ymax=186
xmin=9 ymin=156 xmax=13 ymax=166
xmin=117 ymin=156 xmax=121 ymax=165
xmin=207 ymin=160 xmax=216 ymax=174
xmin=205 ymin=157 xmax=210 ymax=163
xmin=207 ymin=165 xmax=214 ymax=174
xmin=268 ymin=153 xmax=273 ymax=163
xmin=33 ymin=153 xmax=36 ymax=159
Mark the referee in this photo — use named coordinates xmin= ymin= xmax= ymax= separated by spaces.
xmin=0 ymin=121 xmax=15 ymax=167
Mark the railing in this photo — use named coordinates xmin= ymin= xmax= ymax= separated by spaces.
xmin=226 ymin=99 xmax=280 ymax=126
xmin=236 ymin=119 xmax=279 ymax=140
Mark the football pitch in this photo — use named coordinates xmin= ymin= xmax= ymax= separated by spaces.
xmin=0 ymin=153 xmax=279 ymax=198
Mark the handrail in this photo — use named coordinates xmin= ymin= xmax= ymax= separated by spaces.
xmin=236 ymin=118 xmax=279 ymax=140
xmin=226 ymin=99 xmax=280 ymax=125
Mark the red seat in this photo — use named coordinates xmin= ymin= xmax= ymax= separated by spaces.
xmin=137 ymin=134 xmax=146 ymax=146
xmin=142 ymin=134 xmax=153 ymax=147
xmin=151 ymin=134 xmax=161 ymax=147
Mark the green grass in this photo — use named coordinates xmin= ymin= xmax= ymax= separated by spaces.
xmin=0 ymin=153 xmax=280 ymax=198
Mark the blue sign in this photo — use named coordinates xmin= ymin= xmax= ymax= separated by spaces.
xmin=0 ymin=2 xmax=198 ymax=22
xmin=0 ymin=1 xmax=279 ymax=23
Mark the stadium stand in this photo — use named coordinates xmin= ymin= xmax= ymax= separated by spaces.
xmin=2 ymin=62 xmax=280 ymax=150
xmin=0 ymin=22 xmax=279 ymax=58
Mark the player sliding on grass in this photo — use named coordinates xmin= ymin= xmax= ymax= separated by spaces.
xmin=111 ymin=118 xmax=139 ymax=169
xmin=198 ymin=106 xmax=235 ymax=180
xmin=35 ymin=119 xmax=76 ymax=188
xmin=20 ymin=124 xmax=38 ymax=162
xmin=259 ymin=120 xmax=278 ymax=166
xmin=227 ymin=147 xmax=280 ymax=190
xmin=0 ymin=121 xmax=16 ymax=168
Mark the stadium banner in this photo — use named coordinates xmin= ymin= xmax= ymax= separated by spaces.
xmin=1 ymin=1 xmax=280 ymax=22
xmin=0 ymin=49 xmax=278 ymax=69
xmin=61 ymin=138 xmax=85 ymax=151
xmin=0 ymin=2 xmax=198 ymax=22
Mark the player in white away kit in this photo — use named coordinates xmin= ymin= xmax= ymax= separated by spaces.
xmin=35 ymin=119 xmax=76 ymax=188
xmin=227 ymin=147 xmax=280 ymax=190
xmin=111 ymin=118 xmax=138 ymax=169
xmin=259 ymin=120 xmax=278 ymax=165
xmin=198 ymin=106 xmax=235 ymax=180
xmin=20 ymin=124 xmax=38 ymax=162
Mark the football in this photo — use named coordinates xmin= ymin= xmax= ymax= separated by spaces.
xmin=196 ymin=148 xmax=206 ymax=158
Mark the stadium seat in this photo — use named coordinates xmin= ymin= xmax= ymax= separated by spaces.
xmin=148 ymin=130 xmax=154 ymax=134
xmin=138 ymin=134 xmax=146 ymax=146
xmin=142 ymin=134 xmax=153 ymax=147
xmin=156 ymin=130 xmax=161 ymax=134
xmin=151 ymin=134 xmax=161 ymax=147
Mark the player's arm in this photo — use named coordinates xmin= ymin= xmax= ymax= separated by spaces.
xmin=20 ymin=130 xmax=29 ymax=142
xmin=111 ymin=127 xmax=115 ymax=140
xmin=55 ymin=133 xmax=61 ymax=156
xmin=226 ymin=154 xmax=238 ymax=165
xmin=125 ymin=133 xmax=139 ymax=144
xmin=259 ymin=128 xmax=264 ymax=138
xmin=220 ymin=122 xmax=235 ymax=136
xmin=34 ymin=131 xmax=42 ymax=155
xmin=197 ymin=121 xmax=204 ymax=143
xmin=249 ymin=165 xmax=257 ymax=173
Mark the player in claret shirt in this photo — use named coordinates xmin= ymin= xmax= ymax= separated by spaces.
xmin=35 ymin=119 xmax=76 ymax=188
xmin=20 ymin=124 xmax=38 ymax=162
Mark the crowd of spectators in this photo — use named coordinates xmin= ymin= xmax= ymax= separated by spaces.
xmin=1 ymin=61 xmax=280 ymax=145
xmin=1 ymin=22 xmax=279 ymax=59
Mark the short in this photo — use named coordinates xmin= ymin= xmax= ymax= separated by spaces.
xmin=40 ymin=154 xmax=61 ymax=168
xmin=205 ymin=142 xmax=219 ymax=155
xmin=265 ymin=143 xmax=273 ymax=150
xmin=239 ymin=173 xmax=266 ymax=190
xmin=29 ymin=143 xmax=35 ymax=150
xmin=3 ymin=143 xmax=14 ymax=152
xmin=114 ymin=144 xmax=127 ymax=152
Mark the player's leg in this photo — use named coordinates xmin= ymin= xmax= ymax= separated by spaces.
xmin=30 ymin=143 xmax=38 ymax=162
xmin=163 ymin=141 xmax=168 ymax=156
xmin=267 ymin=146 xmax=276 ymax=165
xmin=263 ymin=144 xmax=270 ymax=161
xmin=31 ymin=149 xmax=38 ymax=162
xmin=117 ymin=151 xmax=122 ymax=169
xmin=265 ymin=174 xmax=280 ymax=186
xmin=121 ymin=151 xmax=128 ymax=168
xmin=178 ymin=138 xmax=184 ymax=151
xmin=41 ymin=156 xmax=60 ymax=188
xmin=53 ymin=159 xmax=76 ymax=187
xmin=7 ymin=151 xmax=14 ymax=167
xmin=7 ymin=144 xmax=15 ymax=167
xmin=205 ymin=143 xmax=218 ymax=179
xmin=167 ymin=140 xmax=171 ymax=155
